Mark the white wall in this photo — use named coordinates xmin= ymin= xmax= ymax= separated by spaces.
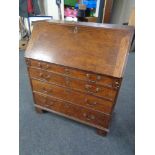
xmin=44 ymin=0 xmax=64 ymax=20
xmin=111 ymin=0 xmax=135 ymax=24
xmin=94 ymin=0 xmax=100 ymax=17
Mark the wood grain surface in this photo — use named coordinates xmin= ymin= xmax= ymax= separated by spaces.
xmin=25 ymin=20 xmax=134 ymax=78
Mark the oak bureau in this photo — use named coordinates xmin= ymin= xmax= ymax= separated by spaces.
xmin=25 ymin=20 xmax=134 ymax=136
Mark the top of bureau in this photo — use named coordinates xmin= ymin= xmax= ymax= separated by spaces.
xmin=25 ymin=20 xmax=134 ymax=78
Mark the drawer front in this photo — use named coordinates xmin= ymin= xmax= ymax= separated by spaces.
xmin=69 ymin=78 xmax=117 ymax=100
xmin=31 ymin=79 xmax=113 ymax=114
xmin=29 ymin=67 xmax=66 ymax=86
xmin=27 ymin=59 xmax=65 ymax=74
xmin=34 ymin=93 xmax=111 ymax=129
xmin=29 ymin=67 xmax=117 ymax=100
xmin=26 ymin=59 xmax=121 ymax=89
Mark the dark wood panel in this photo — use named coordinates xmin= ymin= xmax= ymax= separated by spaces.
xmin=31 ymin=79 xmax=114 ymax=114
xmin=28 ymin=67 xmax=118 ymax=100
xmin=26 ymin=58 xmax=121 ymax=89
xmin=34 ymin=93 xmax=111 ymax=129
xmin=29 ymin=67 xmax=66 ymax=86
xmin=25 ymin=20 xmax=134 ymax=78
xmin=69 ymin=78 xmax=117 ymax=99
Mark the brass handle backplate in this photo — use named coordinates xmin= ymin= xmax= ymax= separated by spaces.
xmin=85 ymin=98 xmax=97 ymax=106
xmin=85 ymin=85 xmax=100 ymax=93
xmin=39 ymin=73 xmax=50 ymax=80
xmin=83 ymin=113 xmax=95 ymax=121
xmin=44 ymin=64 xmax=50 ymax=69
xmin=86 ymin=74 xmax=101 ymax=82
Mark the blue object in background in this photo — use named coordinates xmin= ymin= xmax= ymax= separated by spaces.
xmin=75 ymin=0 xmax=97 ymax=9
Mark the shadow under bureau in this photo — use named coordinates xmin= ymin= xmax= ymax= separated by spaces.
xmin=25 ymin=20 xmax=134 ymax=136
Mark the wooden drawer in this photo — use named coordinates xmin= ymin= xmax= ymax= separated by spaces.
xmin=29 ymin=67 xmax=66 ymax=86
xmin=29 ymin=67 xmax=117 ymax=100
xmin=26 ymin=58 xmax=66 ymax=74
xmin=34 ymin=93 xmax=111 ymax=129
xmin=31 ymin=79 xmax=114 ymax=114
xmin=26 ymin=59 xmax=121 ymax=89
xmin=68 ymin=78 xmax=117 ymax=100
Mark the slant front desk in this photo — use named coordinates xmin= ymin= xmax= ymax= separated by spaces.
xmin=25 ymin=20 xmax=134 ymax=136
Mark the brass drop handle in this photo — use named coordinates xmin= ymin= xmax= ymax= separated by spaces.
xmin=83 ymin=113 xmax=95 ymax=121
xmin=83 ymin=113 xmax=90 ymax=121
xmin=86 ymin=74 xmax=101 ymax=82
xmin=95 ymin=87 xmax=100 ymax=92
xmin=39 ymin=73 xmax=50 ymax=80
xmin=86 ymin=74 xmax=96 ymax=83
xmin=85 ymin=98 xmax=97 ymax=106
xmin=44 ymin=64 xmax=49 ymax=69
xmin=87 ymin=102 xmax=97 ymax=106
xmin=85 ymin=85 xmax=100 ymax=93
xmin=115 ymin=81 xmax=119 ymax=84
xmin=86 ymin=74 xmax=90 ymax=78
xmin=85 ymin=84 xmax=91 ymax=90
xmin=88 ymin=80 xmax=96 ymax=83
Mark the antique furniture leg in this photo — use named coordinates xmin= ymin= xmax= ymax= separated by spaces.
xmin=96 ymin=129 xmax=108 ymax=136
xmin=35 ymin=107 xmax=44 ymax=113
